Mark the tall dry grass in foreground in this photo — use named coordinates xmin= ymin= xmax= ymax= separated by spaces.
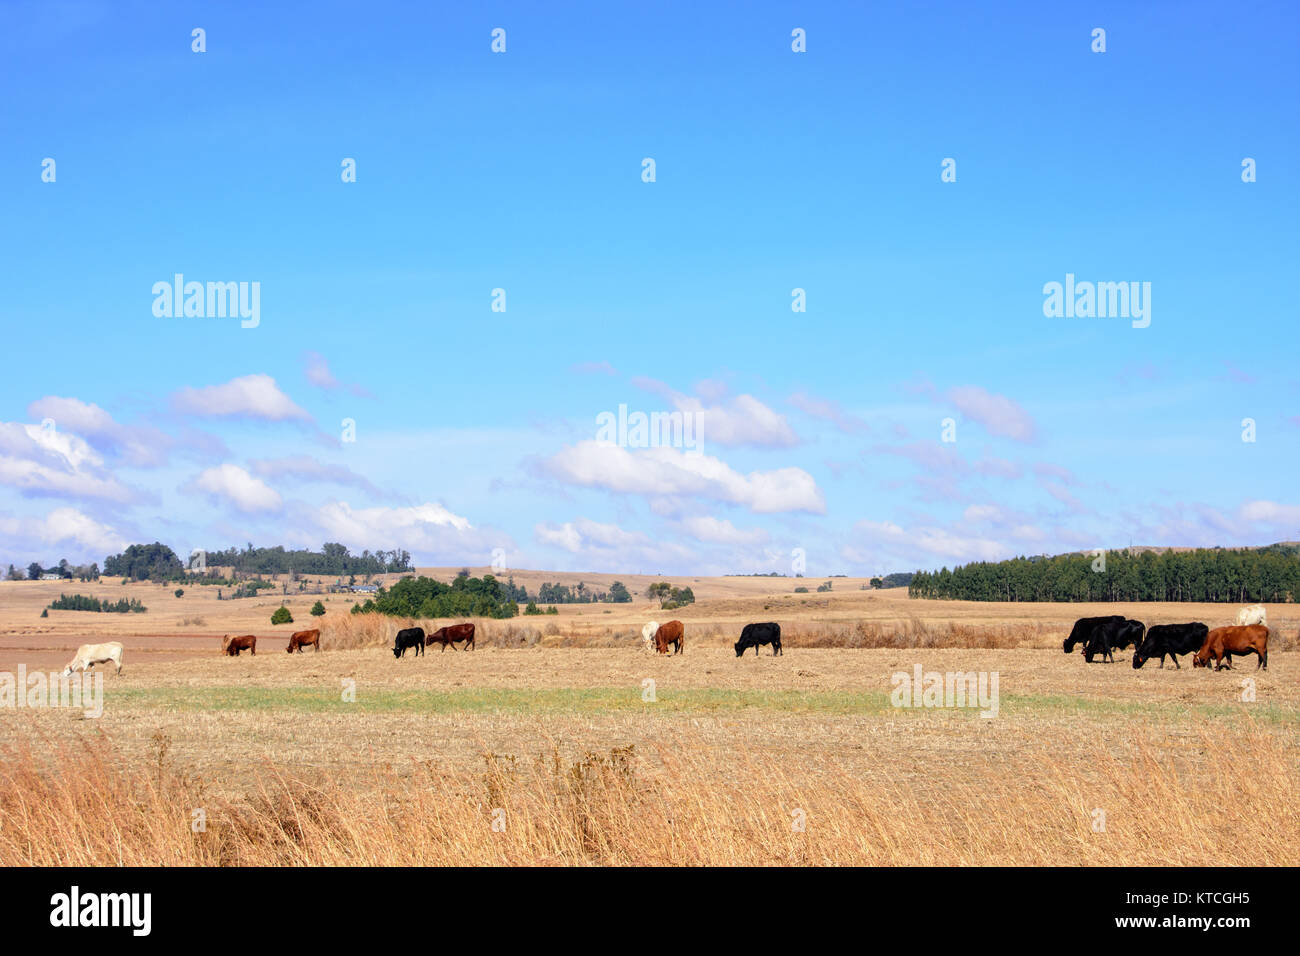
xmin=1 ymin=726 xmax=1295 ymax=866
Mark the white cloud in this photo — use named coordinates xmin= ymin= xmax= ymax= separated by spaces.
xmin=310 ymin=501 xmax=505 ymax=565
xmin=27 ymin=396 xmax=172 ymax=467
xmin=678 ymin=515 xmax=770 ymax=546
xmin=846 ymin=518 xmax=1009 ymax=566
xmin=251 ymin=455 xmax=383 ymax=497
xmin=541 ymin=440 xmax=825 ymax=514
xmin=303 ymin=351 xmax=371 ymax=397
xmin=1240 ymin=499 xmax=1300 ymax=526
xmin=631 ymin=378 xmax=800 ymax=448
xmin=533 ymin=517 xmax=697 ymax=571
xmin=187 ymin=464 xmax=284 ymax=513
xmin=0 ymin=507 xmax=126 ymax=560
xmin=172 ymin=374 xmax=310 ymax=422
xmin=947 ymin=386 xmax=1037 ymax=443
xmin=0 ymin=422 xmax=134 ymax=503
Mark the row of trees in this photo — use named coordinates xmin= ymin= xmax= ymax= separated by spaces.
xmin=908 ymin=546 xmax=1300 ymax=603
xmin=351 ymin=572 xmax=520 ymax=619
xmin=47 ymin=593 xmax=147 ymax=613
xmin=98 ymin=542 xmax=412 ymax=582
xmin=199 ymin=543 xmax=411 ymax=576
xmin=530 ymin=581 xmax=633 ymax=604
xmin=7 ymin=560 xmax=101 ymax=581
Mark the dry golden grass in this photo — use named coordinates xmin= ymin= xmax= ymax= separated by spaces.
xmin=1 ymin=722 xmax=1294 ymax=866
xmin=3 ymin=572 xmax=1298 ymax=866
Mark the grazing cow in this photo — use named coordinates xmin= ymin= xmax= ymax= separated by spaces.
xmin=641 ymin=621 xmax=660 ymax=652
xmin=1063 ymin=615 xmax=1124 ymax=654
xmin=222 ymin=634 xmax=257 ymax=657
xmin=1083 ymin=619 xmax=1145 ymax=664
xmin=287 ymin=628 xmax=321 ymax=653
xmin=735 ymin=622 xmax=782 ymax=657
xmin=654 ymin=620 xmax=684 ymax=655
xmin=1132 ymin=623 xmax=1208 ymax=669
xmin=427 ymin=623 xmax=475 ymax=652
xmin=62 ymin=642 xmax=124 ymax=677
xmin=393 ymin=627 xmax=425 ymax=658
xmin=1235 ymin=604 xmax=1267 ymax=627
xmin=1193 ymin=625 xmax=1268 ymax=671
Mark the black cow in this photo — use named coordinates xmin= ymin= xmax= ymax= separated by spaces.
xmin=1083 ymin=618 xmax=1145 ymax=663
xmin=1062 ymin=615 xmax=1124 ymax=654
xmin=393 ymin=627 xmax=425 ymax=658
xmin=1133 ymin=623 xmax=1209 ymax=669
xmin=735 ymin=622 xmax=782 ymax=657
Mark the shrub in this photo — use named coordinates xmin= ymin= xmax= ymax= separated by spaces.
xmin=310 ymin=601 xmax=326 ymax=617
xmin=271 ymin=606 xmax=293 ymax=625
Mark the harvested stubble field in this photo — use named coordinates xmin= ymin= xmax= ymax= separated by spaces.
xmin=0 ymin=573 xmax=1296 ymax=865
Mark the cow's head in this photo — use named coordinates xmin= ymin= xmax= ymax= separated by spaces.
xmin=392 ymin=645 xmax=403 ymax=659
xmin=1192 ymin=650 xmax=1210 ymax=668
xmin=1131 ymin=651 xmax=1146 ymax=669
xmin=734 ymin=641 xmax=745 ymax=657
xmin=286 ymin=641 xmax=295 ymax=654
xmin=221 ymin=635 xmax=232 ymax=654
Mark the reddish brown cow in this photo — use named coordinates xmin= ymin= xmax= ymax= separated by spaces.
xmin=222 ymin=634 xmax=257 ymax=656
xmin=287 ymin=628 xmax=321 ymax=653
xmin=1193 ymin=625 xmax=1268 ymax=671
xmin=426 ymin=622 xmax=475 ymax=652
xmin=654 ymin=619 xmax=684 ymax=655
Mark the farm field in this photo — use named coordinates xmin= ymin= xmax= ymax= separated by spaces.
xmin=1 ymin=572 xmax=1296 ymax=866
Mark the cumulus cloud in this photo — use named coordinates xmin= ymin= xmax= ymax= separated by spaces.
xmin=311 ymin=501 xmax=507 ymax=564
xmin=631 ymin=378 xmax=799 ymax=448
xmin=0 ymin=422 xmax=134 ymax=503
xmin=303 ymin=351 xmax=372 ymax=397
xmin=27 ymin=396 xmax=173 ymax=468
xmin=846 ymin=519 xmax=1009 ymax=566
xmin=172 ymin=374 xmax=310 ymax=422
xmin=1239 ymin=499 xmax=1300 ymax=526
xmin=539 ymin=440 xmax=825 ymax=514
xmin=947 ymin=385 xmax=1036 ymax=443
xmin=186 ymin=464 xmax=284 ymax=513
xmin=0 ymin=507 xmax=126 ymax=560
xmin=677 ymin=515 xmax=769 ymax=546
xmin=250 ymin=455 xmax=384 ymax=498
xmin=533 ymin=517 xmax=697 ymax=571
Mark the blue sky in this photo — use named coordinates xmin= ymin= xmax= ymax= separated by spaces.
xmin=2 ymin=0 xmax=1298 ymax=576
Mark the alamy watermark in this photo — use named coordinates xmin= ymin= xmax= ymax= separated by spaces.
xmin=890 ymin=664 xmax=999 ymax=718
xmin=1 ymin=666 xmax=103 ymax=718
xmin=596 ymin=403 xmax=703 ymax=453
xmin=1042 ymin=273 xmax=1150 ymax=328
xmin=152 ymin=274 xmax=260 ymax=328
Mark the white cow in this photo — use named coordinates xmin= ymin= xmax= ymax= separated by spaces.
xmin=1235 ymin=604 xmax=1267 ymax=627
xmin=641 ymin=621 xmax=660 ymax=653
xmin=62 ymin=642 xmax=124 ymax=677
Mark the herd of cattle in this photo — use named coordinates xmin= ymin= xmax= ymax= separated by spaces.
xmin=219 ymin=628 xmax=321 ymax=656
xmin=1065 ymin=604 xmax=1271 ymax=671
xmin=55 ymin=605 xmax=1279 ymax=677
xmin=639 ymin=620 xmax=784 ymax=657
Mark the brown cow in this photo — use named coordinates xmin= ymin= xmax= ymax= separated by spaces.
xmin=654 ymin=619 xmax=684 ymax=655
xmin=222 ymin=634 xmax=257 ymax=656
xmin=287 ymin=628 xmax=321 ymax=653
xmin=427 ymin=622 xmax=475 ymax=652
xmin=1193 ymin=625 xmax=1268 ymax=671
